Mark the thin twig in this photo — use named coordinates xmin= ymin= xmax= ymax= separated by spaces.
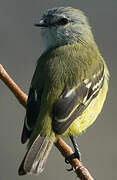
xmin=0 ymin=64 xmax=94 ymax=180
xmin=55 ymin=139 xmax=94 ymax=180
xmin=0 ymin=64 xmax=27 ymax=108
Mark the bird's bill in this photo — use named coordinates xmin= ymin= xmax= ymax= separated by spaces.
xmin=34 ymin=19 xmax=48 ymax=27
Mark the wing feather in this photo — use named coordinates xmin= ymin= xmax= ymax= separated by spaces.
xmin=21 ymin=87 xmax=42 ymax=144
xmin=52 ymin=64 xmax=104 ymax=134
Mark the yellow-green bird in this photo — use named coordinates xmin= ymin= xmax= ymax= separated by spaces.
xmin=18 ymin=7 xmax=109 ymax=175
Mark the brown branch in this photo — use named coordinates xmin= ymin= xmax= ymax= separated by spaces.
xmin=55 ymin=139 xmax=94 ymax=180
xmin=0 ymin=64 xmax=94 ymax=180
xmin=0 ymin=64 xmax=27 ymax=108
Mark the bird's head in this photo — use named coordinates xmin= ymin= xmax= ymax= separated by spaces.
xmin=35 ymin=7 xmax=93 ymax=49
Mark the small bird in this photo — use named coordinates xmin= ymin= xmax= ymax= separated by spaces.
xmin=18 ymin=7 xmax=109 ymax=175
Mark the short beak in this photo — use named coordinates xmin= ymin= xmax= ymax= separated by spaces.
xmin=34 ymin=19 xmax=48 ymax=27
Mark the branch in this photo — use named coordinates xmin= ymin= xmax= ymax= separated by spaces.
xmin=0 ymin=64 xmax=27 ymax=108
xmin=0 ymin=64 xmax=94 ymax=180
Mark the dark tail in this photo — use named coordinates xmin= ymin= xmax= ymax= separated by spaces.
xmin=18 ymin=134 xmax=54 ymax=175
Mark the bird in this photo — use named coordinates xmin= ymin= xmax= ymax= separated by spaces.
xmin=18 ymin=6 xmax=109 ymax=175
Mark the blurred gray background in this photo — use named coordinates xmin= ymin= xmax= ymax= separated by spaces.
xmin=0 ymin=0 xmax=116 ymax=180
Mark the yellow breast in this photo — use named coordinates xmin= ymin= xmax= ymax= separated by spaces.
xmin=62 ymin=75 xmax=109 ymax=137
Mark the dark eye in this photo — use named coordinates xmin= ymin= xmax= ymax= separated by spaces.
xmin=58 ymin=18 xmax=69 ymax=25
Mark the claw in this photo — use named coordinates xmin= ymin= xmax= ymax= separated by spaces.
xmin=65 ymin=152 xmax=80 ymax=172
xmin=66 ymin=166 xmax=73 ymax=171
xmin=65 ymin=152 xmax=81 ymax=164
xmin=65 ymin=157 xmax=70 ymax=164
xmin=65 ymin=157 xmax=74 ymax=171
xmin=65 ymin=136 xmax=81 ymax=172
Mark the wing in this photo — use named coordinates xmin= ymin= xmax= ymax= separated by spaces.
xmin=21 ymin=86 xmax=42 ymax=143
xmin=21 ymin=59 xmax=44 ymax=144
xmin=52 ymin=64 xmax=104 ymax=134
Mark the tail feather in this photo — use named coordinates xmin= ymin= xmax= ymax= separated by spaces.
xmin=18 ymin=134 xmax=54 ymax=175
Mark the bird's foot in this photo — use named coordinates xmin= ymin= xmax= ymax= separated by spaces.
xmin=65 ymin=151 xmax=81 ymax=171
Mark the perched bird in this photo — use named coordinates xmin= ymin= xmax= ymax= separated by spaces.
xmin=18 ymin=7 xmax=109 ymax=175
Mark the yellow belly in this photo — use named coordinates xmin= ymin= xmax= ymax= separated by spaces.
xmin=62 ymin=76 xmax=109 ymax=137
